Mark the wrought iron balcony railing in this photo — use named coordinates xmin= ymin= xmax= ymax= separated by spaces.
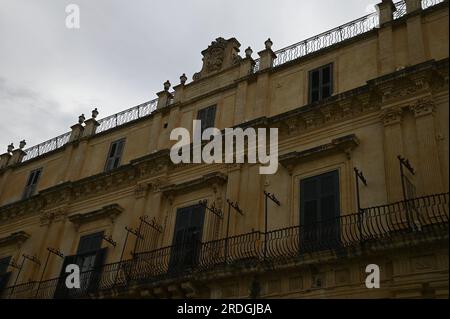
xmin=1 ymin=193 xmax=447 ymax=299
xmin=252 ymin=0 xmax=445 ymax=73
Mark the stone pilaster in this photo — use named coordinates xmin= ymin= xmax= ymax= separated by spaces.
xmin=405 ymin=0 xmax=422 ymax=13
xmin=223 ymin=164 xmax=242 ymax=237
xmin=173 ymin=74 xmax=187 ymax=104
xmin=376 ymin=0 xmax=396 ymax=75
xmin=257 ymin=39 xmax=276 ymax=70
xmin=7 ymin=148 xmax=26 ymax=166
xmin=148 ymin=112 xmax=162 ymax=153
xmin=376 ymin=0 xmax=395 ymax=25
xmin=0 ymin=152 xmax=11 ymax=169
xmin=406 ymin=9 xmax=426 ymax=66
xmin=412 ymin=97 xmax=443 ymax=194
xmin=82 ymin=118 xmax=99 ymax=137
xmin=381 ymin=107 xmax=405 ymax=202
xmin=156 ymin=81 xmax=173 ymax=109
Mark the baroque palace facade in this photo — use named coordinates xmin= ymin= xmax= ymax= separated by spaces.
xmin=0 ymin=0 xmax=448 ymax=299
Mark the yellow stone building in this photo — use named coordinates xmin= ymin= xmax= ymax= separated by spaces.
xmin=0 ymin=0 xmax=448 ymax=299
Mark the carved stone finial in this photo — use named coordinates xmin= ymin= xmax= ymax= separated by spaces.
xmin=91 ymin=108 xmax=99 ymax=119
xmin=265 ymin=38 xmax=273 ymax=50
xmin=19 ymin=140 xmax=26 ymax=149
xmin=180 ymin=73 xmax=187 ymax=85
xmin=164 ymin=80 xmax=171 ymax=91
xmin=7 ymin=143 xmax=14 ymax=153
xmin=245 ymin=46 xmax=253 ymax=58
xmin=78 ymin=114 xmax=85 ymax=124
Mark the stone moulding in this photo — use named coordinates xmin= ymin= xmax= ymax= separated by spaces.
xmin=279 ymin=134 xmax=360 ymax=174
xmin=68 ymin=204 xmax=124 ymax=229
xmin=161 ymin=172 xmax=228 ymax=199
xmin=0 ymin=231 xmax=30 ymax=248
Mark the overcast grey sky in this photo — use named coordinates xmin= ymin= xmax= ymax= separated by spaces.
xmin=0 ymin=0 xmax=377 ymax=151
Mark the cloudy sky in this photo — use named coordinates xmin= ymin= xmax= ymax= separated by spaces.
xmin=0 ymin=0 xmax=377 ymax=151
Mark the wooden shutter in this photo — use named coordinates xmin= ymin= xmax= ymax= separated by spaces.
xmin=205 ymin=106 xmax=216 ymax=130
xmin=0 ymin=272 xmax=11 ymax=294
xmin=0 ymin=256 xmax=11 ymax=274
xmin=0 ymin=256 xmax=12 ymax=293
xmin=321 ymin=64 xmax=333 ymax=99
xmin=300 ymin=170 xmax=340 ymax=250
xmin=105 ymin=139 xmax=125 ymax=171
xmin=309 ymin=64 xmax=333 ymax=103
xmin=197 ymin=105 xmax=216 ymax=132
xmin=77 ymin=232 xmax=104 ymax=255
xmin=23 ymin=168 xmax=42 ymax=199
xmin=87 ymin=247 xmax=108 ymax=292
xmin=54 ymin=254 xmax=78 ymax=299
xmin=170 ymin=204 xmax=205 ymax=271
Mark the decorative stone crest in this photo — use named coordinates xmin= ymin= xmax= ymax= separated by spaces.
xmin=193 ymin=37 xmax=241 ymax=81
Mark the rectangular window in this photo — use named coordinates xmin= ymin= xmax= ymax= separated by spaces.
xmin=22 ymin=168 xmax=42 ymax=199
xmin=105 ymin=138 xmax=125 ymax=172
xmin=197 ymin=105 xmax=217 ymax=132
xmin=309 ymin=63 xmax=333 ymax=103
xmin=0 ymin=256 xmax=12 ymax=293
xmin=300 ymin=170 xmax=340 ymax=251
xmin=169 ymin=203 xmax=205 ymax=272
xmin=55 ymin=232 xmax=106 ymax=298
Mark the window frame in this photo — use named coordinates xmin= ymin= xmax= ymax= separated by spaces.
xmin=299 ymin=170 xmax=341 ymax=251
xmin=308 ymin=63 xmax=333 ymax=104
xmin=22 ymin=167 xmax=43 ymax=199
xmin=169 ymin=203 xmax=206 ymax=272
xmin=104 ymin=138 xmax=126 ymax=172
xmin=197 ymin=105 xmax=217 ymax=133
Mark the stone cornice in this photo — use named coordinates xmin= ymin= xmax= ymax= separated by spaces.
xmin=279 ymin=134 xmax=360 ymax=174
xmin=68 ymin=204 xmax=123 ymax=229
xmin=0 ymin=231 xmax=30 ymax=248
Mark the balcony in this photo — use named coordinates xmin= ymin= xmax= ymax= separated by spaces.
xmin=1 ymin=192 xmax=448 ymax=299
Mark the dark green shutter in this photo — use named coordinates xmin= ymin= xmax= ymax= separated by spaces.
xmin=54 ymin=254 xmax=78 ymax=299
xmin=169 ymin=204 xmax=205 ymax=272
xmin=0 ymin=272 xmax=11 ymax=295
xmin=300 ymin=170 xmax=340 ymax=251
xmin=87 ymin=247 xmax=108 ymax=292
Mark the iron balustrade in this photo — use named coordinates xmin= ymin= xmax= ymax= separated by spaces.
xmin=394 ymin=1 xmax=408 ymax=20
xmin=21 ymin=132 xmax=71 ymax=163
xmin=422 ymin=0 xmax=446 ymax=10
xmin=1 ymin=193 xmax=448 ymax=298
xmin=252 ymin=0 xmax=446 ymax=72
xmin=19 ymin=99 xmax=158 ymax=164
xmin=15 ymin=0 xmax=447 ymax=163
xmin=95 ymin=99 xmax=158 ymax=134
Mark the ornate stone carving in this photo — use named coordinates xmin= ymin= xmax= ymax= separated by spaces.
xmin=134 ymin=182 xmax=149 ymax=199
xmin=193 ymin=37 xmax=241 ymax=81
xmin=40 ymin=208 xmax=68 ymax=226
xmin=381 ymin=107 xmax=403 ymax=126
xmin=412 ymin=97 xmax=435 ymax=118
